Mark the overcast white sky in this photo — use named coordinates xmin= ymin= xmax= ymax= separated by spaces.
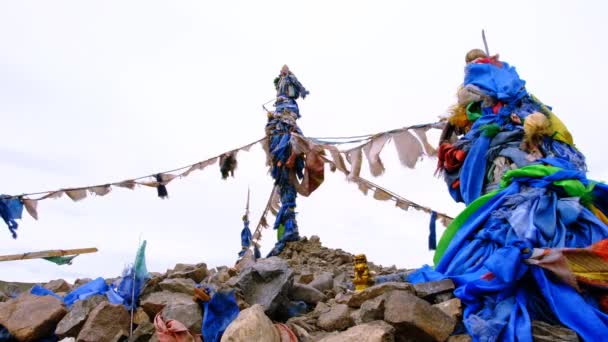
xmin=1 ymin=1 xmax=607 ymax=283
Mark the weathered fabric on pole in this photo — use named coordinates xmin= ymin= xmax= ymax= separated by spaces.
xmin=428 ymin=53 xmax=608 ymax=341
xmin=266 ymin=66 xmax=311 ymax=256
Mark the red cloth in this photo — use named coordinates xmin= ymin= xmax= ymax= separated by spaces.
xmin=154 ymin=313 xmax=201 ymax=342
xmin=437 ymin=143 xmax=467 ymax=173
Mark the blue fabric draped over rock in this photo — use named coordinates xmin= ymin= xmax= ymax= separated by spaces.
xmin=31 ymin=242 xmax=149 ymax=310
xmin=199 ymin=287 xmax=239 ymax=342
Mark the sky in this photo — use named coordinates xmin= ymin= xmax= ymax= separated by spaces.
xmin=1 ymin=0 xmax=607 ymax=283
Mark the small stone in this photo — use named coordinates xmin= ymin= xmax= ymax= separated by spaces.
xmin=0 ymin=293 xmax=67 ymax=342
xmin=140 ymin=291 xmax=193 ymax=318
xmin=73 ymin=279 xmax=93 ymax=290
xmin=317 ymin=304 xmax=354 ymax=331
xmin=290 ymin=283 xmax=326 ymax=305
xmin=298 ymin=273 xmax=314 ymax=285
xmin=162 ymin=302 xmax=203 ymax=333
xmin=158 ymin=278 xmax=197 ymax=296
xmin=130 ymin=321 xmax=155 ymax=342
xmin=413 ymin=279 xmax=455 ymax=300
xmin=347 ymin=282 xmax=415 ymax=308
xmin=220 ymin=304 xmax=280 ymax=342
xmin=357 ymin=295 xmax=385 ymax=324
xmin=168 ymin=263 xmax=209 ymax=283
xmin=56 ymin=295 xmax=107 ymax=339
xmin=309 ymin=272 xmax=334 ymax=292
xmin=76 ymin=302 xmax=130 ymax=342
xmin=531 ymin=321 xmax=579 ymax=342
xmin=133 ymin=308 xmax=150 ymax=325
xmin=45 ymin=279 xmax=72 ymax=293
xmin=317 ymin=321 xmax=395 ymax=342
xmin=384 ymin=290 xmax=455 ymax=342
xmin=310 ymin=236 xmax=321 ymax=244
xmin=433 ymin=298 xmax=462 ymax=321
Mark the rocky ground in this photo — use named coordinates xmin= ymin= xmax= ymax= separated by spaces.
xmin=0 ymin=236 xmax=580 ymax=341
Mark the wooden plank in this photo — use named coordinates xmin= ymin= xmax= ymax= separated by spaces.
xmin=0 ymin=248 xmax=98 ymax=262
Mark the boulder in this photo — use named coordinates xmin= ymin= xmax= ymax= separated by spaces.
xmin=220 ymin=304 xmax=280 ymax=342
xmin=0 ymin=293 xmax=67 ymax=342
xmin=140 ymin=291 xmax=193 ymax=318
xmin=130 ymin=321 xmax=155 ymax=342
xmin=317 ymin=304 xmax=354 ymax=332
xmin=289 ymin=283 xmax=326 ymax=305
xmin=384 ymin=290 xmax=455 ymax=342
xmin=531 ymin=321 xmax=579 ymax=342
xmin=337 ymin=282 xmax=414 ymax=308
xmin=317 ymin=321 xmax=395 ymax=342
xmin=309 ymin=272 xmax=334 ymax=292
xmin=77 ymin=302 xmax=130 ymax=342
xmin=55 ymin=295 xmax=107 ymax=338
xmin=413 ymin=279 xmax=455 ymax=301
xmin=158 ymin=278 xmax=197 ymax=296
xmin=356 ymin=295 xmax=386 ymax=324
xmin=234 ymin=257 xmax=294 ymax=318
xmin=162 ymin=302 xmax=202 ymax=334
xmin=168 ymin=263 xmax=209 ymax=283
xmin=433 ymin=298 xmax=462 ymax=321
xmin=45 ymin=279 xmax=72 ymax=293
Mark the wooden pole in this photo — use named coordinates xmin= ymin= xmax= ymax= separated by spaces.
xmin=0 ymin=248 xmax=98 ymax=262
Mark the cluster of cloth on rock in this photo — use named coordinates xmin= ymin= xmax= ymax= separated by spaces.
xmin=409 ymin=49 xmax=608 ymax=341
xmin=10 ymin=241 xmax=241 ymax=342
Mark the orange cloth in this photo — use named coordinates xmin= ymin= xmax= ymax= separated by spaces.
xmin=154 ymin=313 xmax=201 ymax=342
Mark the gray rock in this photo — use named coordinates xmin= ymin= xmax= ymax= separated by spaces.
xmin=162 ymin=302 xmax=202 ymax=333
xmin=290 ymin=283 xmax=326 ymax=305
xmin=531 ymin=321 xmax=579 ymax=342
xmin=234 ymin=257 xmax=294 ymax=318
xmin=56 ymin=295 xmax=107 ymax=339
xmin=220 ymin=304 xmax=280 ymax=342
xmin=433 ymin=298 xmax=462 ymax=321
xmin=309 ymin=272 xmax=334 ymax=292
xmin=337 ymin=282 xmax=414 ymax=308
xmin=384 ymin=290 xmax=455 ymax=342
xmin=317 ymin=321 xmax=395 ymax=342
xmin=357 ymin=295 xmax=386 ymax=324
xmin=140 ymin=291 xmax=193 ymax=318
xmin=413 ymin=279 xmax=455 ymax=300
xmin=0 ymin=293 xmax=67 ymax=342
xmin=168 ymin=263 xmax=209 ymax=283
xmin=317 ymin=304 xmax=354 ymax=331
xmin=76 ymin=302 xmax=130 ymax=342
xmin=129 ymin=321 xmax=155 ymax=342
xmin=158 ymin=278 xmax=197 ymax=296
xmin=45 ymin=279 xmax=72 ymax=293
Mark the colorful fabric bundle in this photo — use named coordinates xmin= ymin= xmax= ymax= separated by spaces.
xmin=428 ymin=52 xmax=608 ymax=341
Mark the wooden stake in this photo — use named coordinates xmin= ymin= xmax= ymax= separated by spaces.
xmin=0 ymin=248 xmax=98 ymax=262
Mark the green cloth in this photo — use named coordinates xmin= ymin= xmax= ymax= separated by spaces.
xmin=434 ymin=164 xmax=598 ymax=265
xmin=433 ymin=190 xmax=498 ymax=265
xmin=43 ymin=255 xmax=78 ymax=265
xmin=277 ymin=224 xmax=285 ymax=241
xmin=466 ymin=102 xmax=482 ymax=122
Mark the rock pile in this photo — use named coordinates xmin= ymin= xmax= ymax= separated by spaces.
xmin=0 ymin=236 xmax=579 ymax=341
